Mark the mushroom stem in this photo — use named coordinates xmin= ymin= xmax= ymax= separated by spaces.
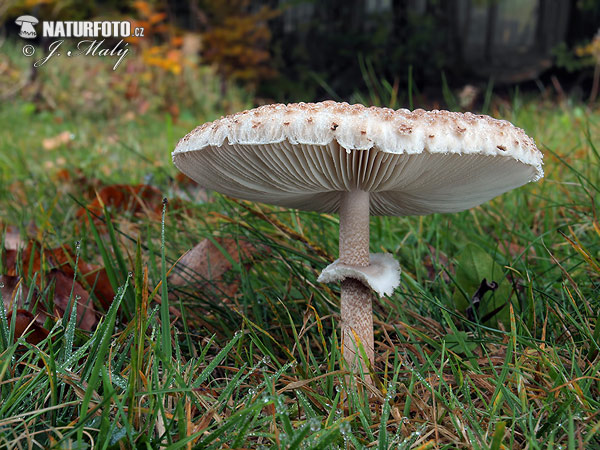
xmin=339 ymin=189 xmax=374 ymax=376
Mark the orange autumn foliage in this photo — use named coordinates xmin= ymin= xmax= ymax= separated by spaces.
xmin=200 ymin=0 xmax=279 ymax=87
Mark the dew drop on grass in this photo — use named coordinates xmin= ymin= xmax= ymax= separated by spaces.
xmin=128 ymin=271 xmax=133 ymax=278
xmin=309 ymin=418 xmax=321 ymax=431
xmin=279 ymin=432 xmax=287 ymax=441
xmin=75 ymin=241 xmax=81 ymax=250
xmin=262 ymin=355 xmax=271 ymax=365
xmin=339 ymin=422 xmax=351 ymax=435
xmin=235 ymin=330 xmax=242 ymax=337
xmin=335 ymin=385 xmax=342 ymax=393
xmin=0 ymin=283 xmax=4 ymax=288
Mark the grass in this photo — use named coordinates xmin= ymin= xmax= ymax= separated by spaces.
xmin=1 ymin=41 xmax=599 ymax=447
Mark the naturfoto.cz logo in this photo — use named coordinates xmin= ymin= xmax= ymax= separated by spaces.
xmin=41 ymin=20 xmax=144 ymax=38
xmin=16 ymin=16 xmax=143 ymax=70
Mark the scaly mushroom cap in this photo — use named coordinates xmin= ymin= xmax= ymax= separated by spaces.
xmin=173 ymin=101 xmax=543 ymax=216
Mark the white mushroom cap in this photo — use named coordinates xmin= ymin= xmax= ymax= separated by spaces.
xmin=15 ymin=15 xmax=39 ymax=25
xmin=173 ymin=101 xmax=543 ymax=216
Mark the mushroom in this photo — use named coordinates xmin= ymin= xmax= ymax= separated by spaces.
xmin=172 ymin=101 xmax=543 ymax=379
xmin=15 ymin=15 xmax=39 ymax=39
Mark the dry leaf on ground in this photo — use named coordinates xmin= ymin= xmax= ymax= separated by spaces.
xmin=3 ymin=243 xmax=114 ymax=309
xmin=0 ymin=275 xmax=47 ymax=324
xmin=2 ymin=241 xmax=113 ymax=327
xmin=7 ymin=309 xmax=49 ymax=345
xmin=76 ymin=184 xmax=164 ymax=223
xmin=51 ymin=244 xmax=115 ymax=310
xmin=169 ymin=237 xmax=269 ymax=299
xmin=47 ymin=269 xmax=97 ymax=331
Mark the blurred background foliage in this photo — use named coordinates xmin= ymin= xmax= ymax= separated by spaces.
xmin=1 ymin=0 xmax=600 ymax=113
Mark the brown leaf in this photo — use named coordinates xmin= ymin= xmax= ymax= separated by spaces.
xmin=169 ymin=237 xmax=268 ymax=299
xmin=76 ymin=184 xmax=164 ymax=223
xmin=7 ymin=309 xmax=49 ymax=345
xmin=3 ymin=242 xmax=73 ymax=279
xmin=47 ymin=269 xmax=97 ymax=331
xmin=52 ymin=245 xmax=115 ymax=310
xmin=2 ymin=274 xmax=31 ymax=307
xmin=51 ymin=168 xmax=100 ymax=199
xmin=2 ymin=242 xmax=113 ymax=318
xmin=3 ymin=243 xmax=41 ymax=276
xmin=0 ymin=275 xmax=49 ymax=325
xmin=174 ymin=172 xmax=198 ymax=187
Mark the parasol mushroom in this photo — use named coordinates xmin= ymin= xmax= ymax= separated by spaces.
xmin=172 ymin=101 xmax=543 ymax=379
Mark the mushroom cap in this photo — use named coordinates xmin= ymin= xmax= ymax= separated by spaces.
xmin=15 ymin=15 xmax=38 ymax=25
xmin=173 ymin=101 xmax=543 ymax=216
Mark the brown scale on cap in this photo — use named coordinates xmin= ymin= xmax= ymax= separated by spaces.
xmin=174 ymin=101 xmax=543 ymax=216
xmin=175 ymin=102 xmax=542 ymax=162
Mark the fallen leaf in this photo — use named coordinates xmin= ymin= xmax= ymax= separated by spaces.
xmin=3 ymin=242 xmax=115 ymax=311
xmin=76 ymin=184 xmax=164 ymax=222
xmin=7 ymin=309 xmax=49 ymax=345
xmin=42 ymin=131 xmax=72 ymax=150
xmin=169 ymin=237 xmax=268 ymax=299
xmin=174 ymin=172 xmax=198 ymax=187
xmin=51 ymin=245 xmax=115 ymax=310
xmin=52 ymin=168 xmax=100 ymax=199
xmin=3 ymin=241 xmax=63 ymax=278
xmin=0 ymin=275 xmax=46 ymax=321
xmin=47 ymin=269 xmax=97 ymax=331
